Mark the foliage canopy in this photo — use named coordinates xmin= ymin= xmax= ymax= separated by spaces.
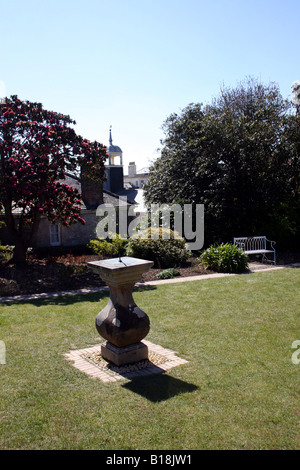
xmin=0 ymin=95 xmax=108 ymax=263
xmin=144 ymin=78 xmax=300 ymax=248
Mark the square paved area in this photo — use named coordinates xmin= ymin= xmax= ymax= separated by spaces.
xmin=64 ymin=340 xmax=188 ymax=383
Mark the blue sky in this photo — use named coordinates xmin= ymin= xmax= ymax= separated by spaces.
xmin=1 ymin=0 xmax=299 ymax=171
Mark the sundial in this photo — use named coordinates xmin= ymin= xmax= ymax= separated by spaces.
xmin=87 ymin=256 xmax=154 ymax=366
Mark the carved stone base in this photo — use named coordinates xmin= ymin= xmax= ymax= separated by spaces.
xmin=88 ymin=257 xmax=154 ymax=366
xmin=101 ymin=341 xmax=148 ymax=366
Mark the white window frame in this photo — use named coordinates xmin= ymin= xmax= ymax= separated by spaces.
xmin=49 ymin=224 xmax=61 ymax=246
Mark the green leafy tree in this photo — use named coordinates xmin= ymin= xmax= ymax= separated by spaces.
xmin=0 ymin=95 xmax=107 ymax=264
xmin=291 ymin=80 xmax=300 ymax=115
xmin=144 ymin=78 xmax=300 ymax=247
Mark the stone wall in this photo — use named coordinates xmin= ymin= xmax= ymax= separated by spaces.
xmin=35 ymin=210 xmax=98 ymax=247
xmin=0 ymin=207 xmax=137 ymax=249
xmin=0 ymin=211 xmax=98 ymax=248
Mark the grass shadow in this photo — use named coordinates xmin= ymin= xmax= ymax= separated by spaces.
xmin=122 ymin=373 xmax=198 ymax=402
xmin=1 ymin=283 xmax=157 ymax=307
xmin=1 ymin=289 xmax=110 ymax=307
xmin=133 ymin=284 xmax=157 ymax=292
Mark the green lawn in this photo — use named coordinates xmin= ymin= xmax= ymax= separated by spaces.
xmin=0 ymin=268 xmax=299 ymax=450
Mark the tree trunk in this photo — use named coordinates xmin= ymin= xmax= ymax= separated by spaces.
xmin=11 ymin=238 xmax=28 ymax=266
xmin=3 ymin=201 xmax=40 ymax=266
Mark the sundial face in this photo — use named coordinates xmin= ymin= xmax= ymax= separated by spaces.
xmin=102 ymin=257 xmax=138 ymax=266
xmin=87 ymin=257 xmax=154 ymax=272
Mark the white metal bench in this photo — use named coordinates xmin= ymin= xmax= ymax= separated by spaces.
xmin=233 ymin=236 xmax=276 ymax=265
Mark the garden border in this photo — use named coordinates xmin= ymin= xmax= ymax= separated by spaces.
xmin=1 ymin=263 xmax=299 ymax=303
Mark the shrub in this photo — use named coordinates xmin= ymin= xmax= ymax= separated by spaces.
xmin=156 ymin=268 xmax=180 ymax=280
xmin=0 ymin=244 xmax=13 ymax=262
xmin=126 ymin=227 xmax=190 ymax=268
xmin=0 ymin=278 xmax=19 ymax=295
xmin=88 ymin=236 xmax=128 ymax=259
xmin=199 ymin=243 xmax=249 ymax=273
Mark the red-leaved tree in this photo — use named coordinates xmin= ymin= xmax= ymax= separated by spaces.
xmin=0 ymin=95 xmax=107 ymax=264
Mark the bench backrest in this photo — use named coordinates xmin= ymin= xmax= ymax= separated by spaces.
xmin=234 ymin=236 xmax=266 ymax=251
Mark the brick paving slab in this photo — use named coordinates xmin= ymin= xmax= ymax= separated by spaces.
xmin=64 ymin=340 xmax=188 ymax=383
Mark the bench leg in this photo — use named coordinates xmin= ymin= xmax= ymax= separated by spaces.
xmin=262 ymin=253 xmax=276 ymax=265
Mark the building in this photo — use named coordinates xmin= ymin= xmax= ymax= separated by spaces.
xmin=124 ymin=162 xmax=149 ymax=189
xmin=103 ymin=127 xmax=124 ymax=194
xmin=103 ymin=128 xmax=149 ymax=214
xmin=0 ymin=171 xmax=134 ymax=249
xmin=0 ymin=128 xmax=146 ymax=248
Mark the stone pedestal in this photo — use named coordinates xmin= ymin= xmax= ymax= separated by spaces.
xmin=100 ymin=341 xmax=148 ymax=366
xmin=88 ymin=257 xmax=154 ymax=366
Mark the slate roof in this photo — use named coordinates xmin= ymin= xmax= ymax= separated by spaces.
xmin=64 ymin=173 xmax=135 ymax=210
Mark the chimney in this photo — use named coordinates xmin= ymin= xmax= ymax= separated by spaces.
xmin=128 ymin=162 xmax=136 ymax=178
xmin=80 ymin=165 xmax=103 ymax=210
